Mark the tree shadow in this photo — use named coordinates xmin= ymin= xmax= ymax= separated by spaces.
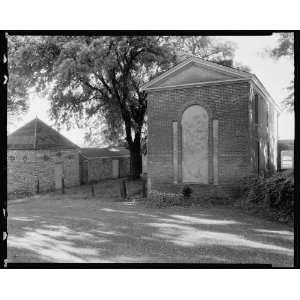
xmin=7 ymin=199 xmax=294 ymax=266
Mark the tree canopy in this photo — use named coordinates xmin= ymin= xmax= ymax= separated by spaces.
xmin=267 ymin=33 xmax=294 ymax=111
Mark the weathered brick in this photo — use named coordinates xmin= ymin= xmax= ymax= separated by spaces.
xmin=7 ymin=149 xmax=80 ymax=194
xmin=147 ymin=81 xmax=278 ymax=193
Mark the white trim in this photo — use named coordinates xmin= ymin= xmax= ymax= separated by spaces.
xmin=141 ymin=56 xmax=250 ymax=91
xmin=251 ymin=77 xmax=282 ymax=113
xmin=144 ymin=78 xmax=250 ymax=91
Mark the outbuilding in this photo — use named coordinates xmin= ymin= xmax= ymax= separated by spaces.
xmin=7 ymin=118 xmax=80 ymax=195
xmin=141 ymin=57 xmax=281 ymax=194
xmin=79 ymin=147 xmax=130 ymax=184
xmin=277 ymin=139 xmax=294 ymax=170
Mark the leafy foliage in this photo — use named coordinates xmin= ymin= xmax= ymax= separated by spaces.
xmin=182 ymin=185 xmax=193 ymax=198
xmin=8 ymin=35 xmax=177 ymax=177
xmin=239 ymin=171 xmax=294 ymax=224
xmin=269 ymin=33 xmax=294 ymax=58
xmin=161 ymin=36 xmax=251 ymax=71
xmin=267 ymin=33 xmax=294 ymax=111
xmin=283 ymin=79 xmax=294 ymax=112
xmin=162 ymin=36 xmax=235 ymax=62
xmin=7 ymin=36 xmax=31 ymax=117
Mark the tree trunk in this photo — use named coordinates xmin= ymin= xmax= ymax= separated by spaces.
xmin=129 ymin=147 xmax=142 ymax=179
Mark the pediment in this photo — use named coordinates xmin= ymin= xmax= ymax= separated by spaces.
xmin=142 ymin=57 xmax=251 ymax=91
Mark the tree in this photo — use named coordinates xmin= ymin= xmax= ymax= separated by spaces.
xmin=7 ymin=36 xmax=30 ymax=117
xmin=161 ymin=36 xmax=251 ymax=71
xmin=8 ymin=35 xmax=241 ymax=179
xmin=8 ymin=36 xmax=176 ymax=178
xmin=268 ymin=33 xmax=294 ymax=111
xmin=269 ymin=33 xmax=294 ymax=58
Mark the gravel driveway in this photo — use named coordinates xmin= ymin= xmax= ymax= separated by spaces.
xmin=7 ymin=191 xmax=294 ymax=266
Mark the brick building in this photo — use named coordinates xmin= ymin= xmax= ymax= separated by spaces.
xmin=141 ymin=57 xmax=281 ymax=194
xmin=7 ymin=118 xmax=80 ymax=195
xmin=79 ymin=147 xmax=130 ymax=184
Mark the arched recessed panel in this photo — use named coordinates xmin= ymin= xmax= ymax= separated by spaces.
xmin=181 ymin=105 xmax=208 ymax=183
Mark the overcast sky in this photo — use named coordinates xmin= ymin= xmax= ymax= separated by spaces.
xmin=7 ymin=34 xmax=294 ymax=146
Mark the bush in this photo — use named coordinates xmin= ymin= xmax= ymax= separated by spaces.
xmin=182 ymin=185 xmax=192 ymax=198
xmin=239 ymin=171 xmax=294 ymax=224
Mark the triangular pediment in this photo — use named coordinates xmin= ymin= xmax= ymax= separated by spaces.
xmin=142 ymin=57 xmax=251 ymax=91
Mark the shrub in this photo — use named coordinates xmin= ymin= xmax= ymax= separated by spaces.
xmin=239 ymin=171 xmax=294 ymax=224
xmin=182 ymin=185 xmax=192 ymax=198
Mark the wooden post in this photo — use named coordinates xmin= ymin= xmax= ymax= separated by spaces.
xmin=36 ymin=178 xmax=39 ymax=194
xmin=91 ymin=183 xmax=95 ymax=197
xmin=62 ymin=177 xmax=65 ymax=194
xmin=142 ymin=178 xmax=147 ymax=198
xmin=120 ymin=179 xmax=127 ymax=199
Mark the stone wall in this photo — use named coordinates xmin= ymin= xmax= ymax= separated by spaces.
xmin=7 ymin=149 xmax=80 ymax=194
xmin=147 ymin=82 xmax=254 ymax=191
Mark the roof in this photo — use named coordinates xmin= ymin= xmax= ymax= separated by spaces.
xmin=8 ymin=117 xmax=79 ymax=150
xmin=278 ymin=139 xmax=294 ymax=143
xmin=79 ymin=147 xmax=130 ymax=159
xmin=278 ymin=139 xmax=294 ymax=146
xmin=141 ymin=56 xmax=281 ymax=113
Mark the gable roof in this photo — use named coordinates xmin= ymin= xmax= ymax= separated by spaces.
xmin=8 ymin=118 xmax=79 ymax=150
xmin=141 ymin=56 xmax=281 ymax=112
xmin=79 ymin=147 xmax=130 ymax=159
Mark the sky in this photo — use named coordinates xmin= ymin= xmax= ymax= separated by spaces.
xmin=7 ymin=34 xmax=294 ymax=146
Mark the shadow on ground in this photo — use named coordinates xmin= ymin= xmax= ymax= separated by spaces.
xmin=7 ymin=181 xmax=294 ymax=266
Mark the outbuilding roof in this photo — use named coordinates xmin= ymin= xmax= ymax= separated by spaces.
xmin=79 ymin=147 xmax=130 ymax=159
xmin=8 ymin=117 xmax=79 ymax=150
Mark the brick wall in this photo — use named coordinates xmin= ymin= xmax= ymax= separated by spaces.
xmin=79 ymin=154 xmax=88 ymax=184
xmin=249 ymin=83 xmax=278 ymax=176
xmin=119 ymin=157 xmax=130 ymax=177
xmin=80 ymin=156 xmax=130 ymax=184
xmin=7 ymin=149 xmax=80 ymax=194
xmin=147 ymin=82 xmax=253 ymax=191
xmin=88 ymin=158 xmax=112 ymax=182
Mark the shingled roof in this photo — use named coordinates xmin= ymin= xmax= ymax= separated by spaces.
xmin=8 ymin=117 xmax=79 ymax=150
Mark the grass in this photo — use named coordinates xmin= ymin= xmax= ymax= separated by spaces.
xmin=7 ymin=178 xmax=294 ymax=266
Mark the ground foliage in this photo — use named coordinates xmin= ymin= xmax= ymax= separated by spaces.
xmin=238 ymin=170 xmax=294 ymax=224
xmin=146 ymin=185 xmax=230 ymax=208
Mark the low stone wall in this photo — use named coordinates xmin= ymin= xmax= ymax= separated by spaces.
xmin=7 ymin=149 xmax=80 ymax=194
